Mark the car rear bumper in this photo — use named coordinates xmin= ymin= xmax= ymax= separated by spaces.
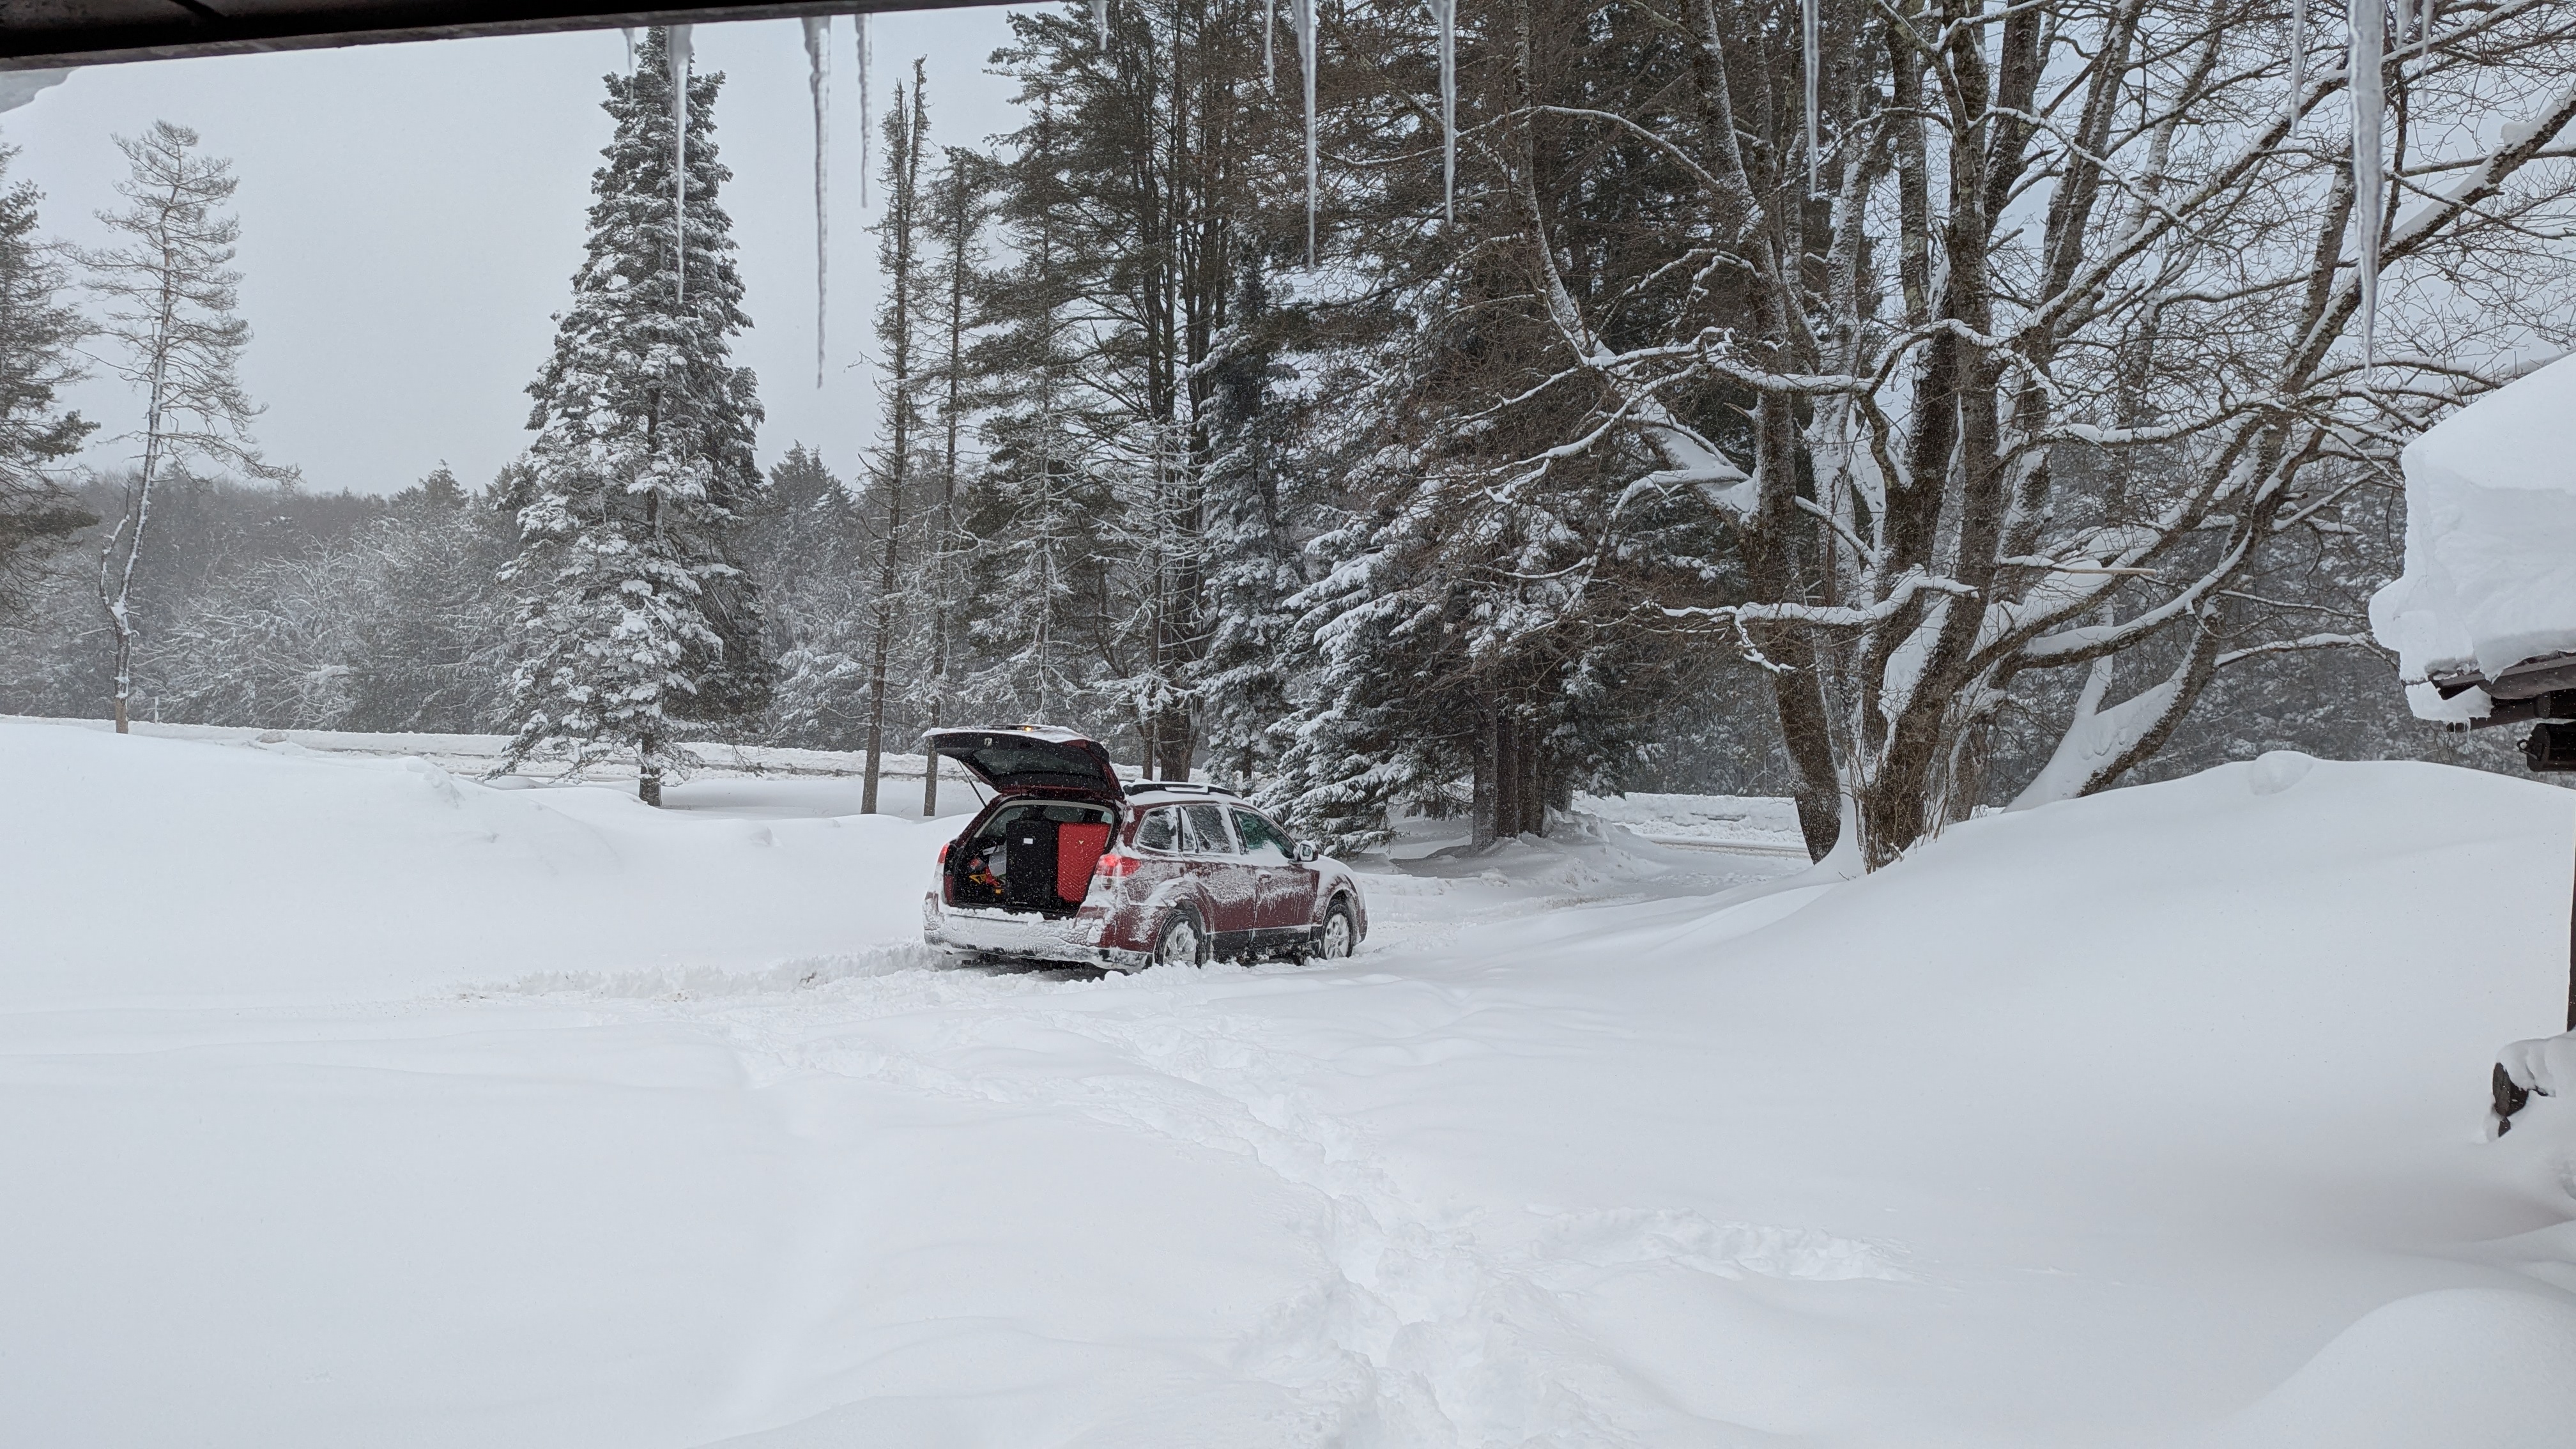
xmin=923 ymin=894 xmax=1151 ymax=972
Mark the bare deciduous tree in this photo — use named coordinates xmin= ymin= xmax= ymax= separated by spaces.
xmin=80 ymin=120 xmax=278 ymax=733
xmin=1497 ymin=0 xmax=2576 ymax=864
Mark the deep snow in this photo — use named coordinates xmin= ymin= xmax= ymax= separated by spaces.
xmin=5 ymin=718 xmax=2576 ymax=1446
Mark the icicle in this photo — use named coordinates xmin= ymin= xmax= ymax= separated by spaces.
xmin=804 ymin=16 xmax=831 ymax=388
xmin=2287 ymin=0 xmax=2305 ymax=114
xmin=1264 ymin=0 xmax=1276 ymax=91
xmin=1801 ymin=0 xmax=1820 ymax=195
xmin=621 ymin=27 xmax=636 ymax=71
xmin=857 ymin=14 xmax=871 ymax=210
xmin=1425 ymin=0 xmax=1455 ymax=224
xmin=1094 ymin=0 xmax=1110 ymax=42
xmin=1294 ymin=0 xmax=1318 ymax=262
xmin=670 ymin=24 xmax=693 ymax=309
xmin=2349 ymin=0 xmax=2382 ymax=365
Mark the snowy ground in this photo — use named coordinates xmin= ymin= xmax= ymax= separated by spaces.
xmin=6 ymin=718 xmax=2576 ymax=1446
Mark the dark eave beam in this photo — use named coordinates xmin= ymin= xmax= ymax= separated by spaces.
xmin=0 ymin=2 xmax=992 ymax=72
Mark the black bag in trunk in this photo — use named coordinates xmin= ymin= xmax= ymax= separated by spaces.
xmin=1003 ymin=819 xmax=1059 ymax=910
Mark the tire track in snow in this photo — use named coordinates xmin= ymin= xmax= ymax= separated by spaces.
xmin=580 ymin=959 xmax=1901 ymax=1446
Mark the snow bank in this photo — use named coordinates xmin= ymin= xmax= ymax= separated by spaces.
xmin=0 ymin=712 xmax=970 ymax=795
xmin=0 ymin=718 xmax=946 ymax=1005
xmin=1570 ymin=790 xmax=1809 ymax=855
xmin=2370 ymin=351 xmax=2576 ymax=719
xmin=2499 ymin=1030 xmax=2576 ymax=1103
xmin=2188 ymin=1289 xmax=2576 ymax=1449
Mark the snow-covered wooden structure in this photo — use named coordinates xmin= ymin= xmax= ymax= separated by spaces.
xmin=2373 ymin=351 xmax=2576 ymax=1057
xmin=2372 ymin=351 xmax=2576 ymax=768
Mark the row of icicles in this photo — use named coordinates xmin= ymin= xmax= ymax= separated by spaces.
xmin=641 ymin=0 xmax=2411 ymax=387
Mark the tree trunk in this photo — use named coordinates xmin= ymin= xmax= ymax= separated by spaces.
xmin=638 ymin=731 xmax=663 ymax=807
xmin=1471 ymin=698 xmax=1498 ymax=848
xmin=922 ymin=705 xmax=940 ymax=817
xmin=1154 ymin=711 xmax=1192 ymax=781
xmin=862 ymin=72 xmax=929 ymax=816
xmin=1493 ymin=708 xmax=1522 ymax=844
xmin=1519 ymin=713 xmax=1544 ymax=836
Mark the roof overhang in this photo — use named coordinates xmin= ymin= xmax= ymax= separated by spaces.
xmin=0 ymin=2 xmax=986 ymax=72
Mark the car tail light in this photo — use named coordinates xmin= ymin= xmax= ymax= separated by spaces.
xmin=1093 ymin=852 xmax=1140 ymax=879
xmin=939 ymin=841 xmax=951 ymax=865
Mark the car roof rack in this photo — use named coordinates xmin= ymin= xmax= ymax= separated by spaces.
xmin=1128 ymin=779 xmax=1243 ymax=798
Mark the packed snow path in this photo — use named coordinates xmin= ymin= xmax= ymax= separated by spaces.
xmin=6 ymin=721 xmax=2576 ymax=1446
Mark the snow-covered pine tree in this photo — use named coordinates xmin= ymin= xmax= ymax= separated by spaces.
xmin=857 ymin=61 xmax=932 ymax=814
xmin=1194 ymin=264 xmax=1308 ymax=788
xmin=919 ymin=145 xmax=996 ymax=816
xmin=0 ymin=144 xmax=95 ymax=623
xmin=961 ymin=100 xmax=1113 ymax=728
xmin=503 ymin=26 xmax=770 ymax=805
xmin=342 ymin=467 xmax=515 ymax=734
xmin=744 ymin=444 xmax=871 ymax=748
xmin=987 ymin=0 xmax=1292 ymax=778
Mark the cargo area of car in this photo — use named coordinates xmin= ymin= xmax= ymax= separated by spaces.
xmin=946 ymin=801 xmax=1119 ymax=914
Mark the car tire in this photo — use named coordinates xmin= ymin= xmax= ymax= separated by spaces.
xmin=1314 ymin=898 xmax=1357 ymax=960
xmin=1152 ymin=905 xmax=1212 ymax=969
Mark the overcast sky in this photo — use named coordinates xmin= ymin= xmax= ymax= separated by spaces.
xmin=0 ymin=8 xmax=1031 ymax=496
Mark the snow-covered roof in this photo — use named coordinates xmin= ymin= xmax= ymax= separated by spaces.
xmin=2369 ymin=351 xmax=2576 ymax=723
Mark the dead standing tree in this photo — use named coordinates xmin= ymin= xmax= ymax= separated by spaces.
xmin=1500 ymin=0 xmax=2576 ymax=864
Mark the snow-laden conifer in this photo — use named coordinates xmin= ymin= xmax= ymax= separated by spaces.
xmin=502 ymin=26 xmax=770 ymax=806
xmin=0 ymin=143 xmax=94 ymax=622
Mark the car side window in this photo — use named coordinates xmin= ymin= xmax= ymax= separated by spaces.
xmin=1133 ymin=807 xmax=1176 ymax=852
xmin=1179 ymin=802 xmax=1236 ymax=855
xmin=1230 ymin=808 xmax=1293 ymax=862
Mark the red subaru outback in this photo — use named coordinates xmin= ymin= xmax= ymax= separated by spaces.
xmin=920 ymin=726 xmax=1369 ymax=970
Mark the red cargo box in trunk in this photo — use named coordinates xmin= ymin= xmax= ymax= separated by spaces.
xmin=1057 ymin=822 xmax=1112 ymax=901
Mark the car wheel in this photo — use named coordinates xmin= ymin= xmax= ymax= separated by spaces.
xmin=1315 ymin=899 xmax=1356 ymax=960
xmin=1153 ymin=906 xmax=1211 ymax=969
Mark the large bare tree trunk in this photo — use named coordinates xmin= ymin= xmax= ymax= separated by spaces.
xmin=861 ymin=71 xmax=929 ymax=815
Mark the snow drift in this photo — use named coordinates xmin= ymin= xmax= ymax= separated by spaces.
xmin=2371 ymin=349 xmax=2576 ymax=721
xmin=0 ymin=719 xmax=942 ymax=1005
xmin=5 ymin=718 xmax=2576 ymax=1446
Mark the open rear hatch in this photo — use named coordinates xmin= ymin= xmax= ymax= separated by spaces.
xmin=924 ymin=726 xmax=1124 ymax=801
xmin=930 ymin=728 xmax=1125 ymax=917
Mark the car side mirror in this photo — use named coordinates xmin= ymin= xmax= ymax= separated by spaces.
xmin=1294 ymin=841 xmax=1319 ymax=862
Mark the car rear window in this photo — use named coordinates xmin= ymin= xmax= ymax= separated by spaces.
xmin=1133 ymin=807 xmax=1176 ymax=852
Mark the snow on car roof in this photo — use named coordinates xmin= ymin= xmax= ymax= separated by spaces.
xmin=929 ymin=723 xmax=1096 ymax=744
xmin=1124 ymin=781 xmax=1247 ymax=804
